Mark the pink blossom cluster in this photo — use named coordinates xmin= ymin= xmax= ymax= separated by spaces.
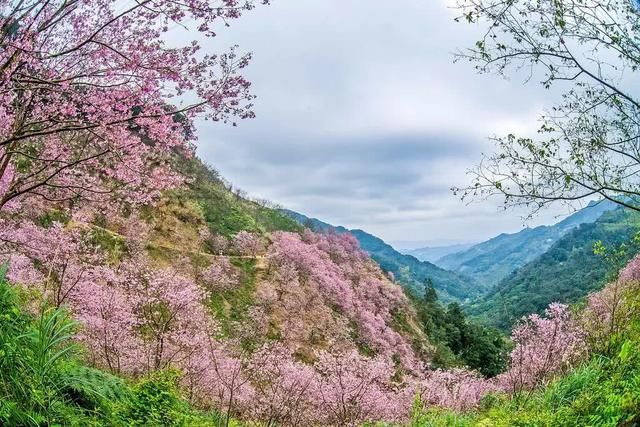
xmin=0 ymin=151 xmax=14 ymax=205
xmin=313 ymin=350 xmax=408 ymax=425
xmin=416 ymin=368 xmax=497 ymax=412
xmin=0 ymin=0 xmax=262 ymax=212
xmin=232 ymin=231 xmax=265 ymax=256
xmin=246 ymin=345 xmax=319 ymax=426
xmin=496 ymin=303 xmax=586 ymax=395
xmin=206 ymin=233 xmax=231 ymax=254
xmin=0 ymin=220 xmax=114 ymax=307
xmin=213 ymin=345 xmax=409 ymax=426
xmin=581 ymin=254 xmax=640 ymax=351
xmin=200 ymin=257 xmax=239 ymax=292
xmin=618 ymin=254 xmax=640 ymax=282
xmin=266 ymin=231 xmax=421 ymax=372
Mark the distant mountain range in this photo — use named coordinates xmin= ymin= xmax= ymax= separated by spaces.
xmin=405 ymin=243 xmax=474 ymax=263
xmin=282 ymin=210 xmax=482 ymax=303
xmin=434 ymin=200 xmax=618 ymax=290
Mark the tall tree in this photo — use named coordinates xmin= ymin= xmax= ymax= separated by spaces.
xmin=423 ymin=278 xmax=437 ymax=305
xmin=0 ymin=0 xmax=264 ymax=211
xmin=454 ymin=0 xmax=640 ymax=215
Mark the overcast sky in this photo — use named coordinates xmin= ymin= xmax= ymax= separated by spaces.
xmin=192 ymin=0 xmax=579 ymax=249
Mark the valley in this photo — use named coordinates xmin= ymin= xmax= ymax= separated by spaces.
xmin=2 ymin=0 xmax=640 ymax=425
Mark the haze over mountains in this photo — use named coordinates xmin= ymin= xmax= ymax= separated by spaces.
xmin=405 ymin=244 xmax=474 ymax=264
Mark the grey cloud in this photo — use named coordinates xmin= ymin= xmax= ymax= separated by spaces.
xmin=204 ymin=130 xmax=481 ymax=164
xmin=190 ymin=0 xmax=571 ymax=244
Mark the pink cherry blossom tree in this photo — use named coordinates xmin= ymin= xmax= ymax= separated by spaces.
xmin=247 ymin=344 xmax=318 ymax=427
xmin=200 ymin=257 xmax=239 ymax=292
xmin=582 ymin=254 xmax=640 ymax=353
xmin=196 ymin=341 xmax=256 ymax=427
xmin=497 ymin=303 xmax=586 ymax=397
xmin=1 ymin=220 xmax=114 ymax=307
xmin=0 ymin=0 xmax=265 ymax=211
xmin=415 ymin=368 xmax=496 ymax=412
xmin=71 ymin=280 xmax=143 ymax=374
xmin=314 ymin=351 xmax=405 ymax=426
xmin=123 ymin=263 xmax=212 ymax=372
xmin=233 ymin=231 xmax=264 ymax=256
xmin=206 ymin=233 xmax=231 ymax=255
xmin=618 ymin=254 xmax=640 ymax=283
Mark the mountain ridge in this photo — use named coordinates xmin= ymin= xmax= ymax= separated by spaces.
xmin=436 ymin=200 xmax=619 ymax=289
xmin=466 ymin=206 xmax=640 ymax=330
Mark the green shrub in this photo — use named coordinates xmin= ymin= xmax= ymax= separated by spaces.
xmin=116 ymin=370 xmax=189 ymax=426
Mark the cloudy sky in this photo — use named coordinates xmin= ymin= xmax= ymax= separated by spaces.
xmin=193 ymin=0 xmax=575 ymax=249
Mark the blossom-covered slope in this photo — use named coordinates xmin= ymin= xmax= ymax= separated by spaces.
xmin=0 ymin=159 xmax=436 ymax=425
xmin=283 ymin=209 xmax=481 ymax=302
xmin=3 ymin=158 xmax=640 ymax=425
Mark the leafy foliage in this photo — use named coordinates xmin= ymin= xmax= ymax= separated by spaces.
xmin=0 ymin=269 xmax=111 ymax=425
xmin=455 ymin=0 xmax=640 ymax=218
xmin=411 ymin=281 xmax=508 ymax=377
xmin=208 ymin=258 xmax=258 ymax=342
xmin=117 ymin=370 xmax=194 ymax=427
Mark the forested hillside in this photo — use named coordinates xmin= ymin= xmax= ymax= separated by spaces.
xmin=467 ymin=207 xmax=640 ymax=330
xmin=283 ymin=210 xmax=482 ymax=302
xmin=437 ymin=201 xmax=617 ymax=289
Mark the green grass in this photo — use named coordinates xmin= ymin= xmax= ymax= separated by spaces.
xmin=177 ymin=157 xmax=302 ymax=238
xmin=411 ymin=308 xmax=640 ymax=426
xmin=208 ymin=258 xmax=259 ymax=346
xmin=0 ymin=267 xmax=242 ymax=427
